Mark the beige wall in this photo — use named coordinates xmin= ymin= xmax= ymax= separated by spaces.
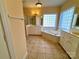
xmin=23 ymin=7 xmax=60 ymax=16
xmin=61 ymin=0 xmax=79 ymax=12
xmin=23 ymin=7 xmax=61 ymax=29
xmin=24 ymin=7 xmax=42 ymax=16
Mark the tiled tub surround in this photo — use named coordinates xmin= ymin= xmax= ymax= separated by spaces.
xmin=26 ymin=36 xmax=69 ymax=59
xmin=59 ymin=31 xmax=79 ymax=59
xmin=41 ymin=27 xmax=60 ymax=36
xmin=42 ymin=32 xmax=60 ymax=43
xmin=41 ymin=27 xmax=60 ymax=43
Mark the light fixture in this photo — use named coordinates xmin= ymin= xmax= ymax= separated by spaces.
xmin=35 ymin=0 xmax=42 ymax=7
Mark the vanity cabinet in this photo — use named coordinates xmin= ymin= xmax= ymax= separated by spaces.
xmin=59 ymin=31 xmax=79 ymax=59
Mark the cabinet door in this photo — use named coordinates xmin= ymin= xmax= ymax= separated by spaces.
xmin=60 ymin=31 xmax=66 ymax=46
xmin=59 ymin=31 xmax=79 ymax=59
xmin=67 ymin=35 xmax=79 ymax=58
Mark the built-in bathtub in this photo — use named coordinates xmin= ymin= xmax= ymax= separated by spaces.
xmin=41 ymin=27 xmax=60 ymax=43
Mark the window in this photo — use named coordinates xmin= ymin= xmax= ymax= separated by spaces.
xmin=43 ymin=14 xmax=56 ymax=27
xmin=59 ymin=7 xmax=75 ymax=31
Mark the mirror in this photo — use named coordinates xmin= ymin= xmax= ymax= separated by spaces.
xmin=24 ymin=15 xmax=42 ymax=26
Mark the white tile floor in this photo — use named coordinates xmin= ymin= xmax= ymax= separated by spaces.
xmin=26 ymin=36 xmax=70 ymax=59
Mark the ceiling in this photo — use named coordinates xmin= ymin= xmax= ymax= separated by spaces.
xmin=23 ymin=0 xmax=68 ymax=8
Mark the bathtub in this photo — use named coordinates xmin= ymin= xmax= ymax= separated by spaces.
xmin=41 ymin=27 xmax=60 ymax=43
